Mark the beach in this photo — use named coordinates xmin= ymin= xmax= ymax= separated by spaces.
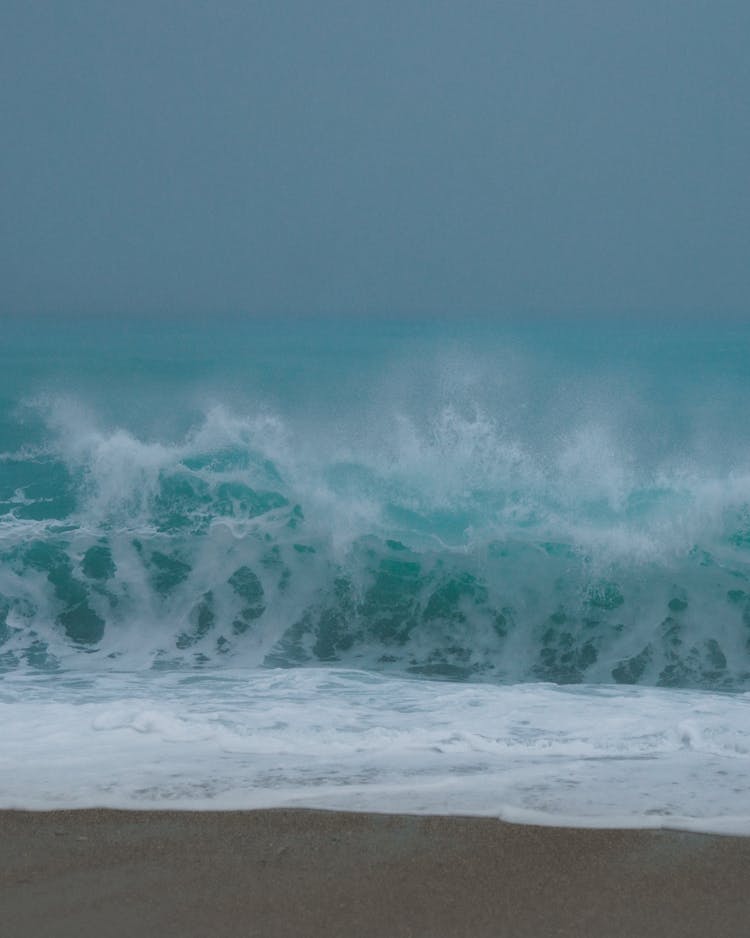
xmin=2 ymin=809 xmax=748 ymax=937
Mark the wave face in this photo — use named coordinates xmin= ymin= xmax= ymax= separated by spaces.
xmin=2 ymin=317 xmax=750 ymax=689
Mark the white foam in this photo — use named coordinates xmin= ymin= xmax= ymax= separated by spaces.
xmin=1 ymin=668 xmax=748 ymax=834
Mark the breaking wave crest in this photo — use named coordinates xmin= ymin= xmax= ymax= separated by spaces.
xmin=3 ymin=396 xmax=750 ymax=689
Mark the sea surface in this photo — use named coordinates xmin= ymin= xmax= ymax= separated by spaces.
xmin=1 ymin=315 xmax=749 ymax=832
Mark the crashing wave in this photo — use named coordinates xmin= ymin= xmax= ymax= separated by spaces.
xmin=2 ymin=401 xmax=750 ymax=689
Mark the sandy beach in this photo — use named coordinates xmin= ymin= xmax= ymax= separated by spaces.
xmin=1 ymin=809 xmax=748 ymax=937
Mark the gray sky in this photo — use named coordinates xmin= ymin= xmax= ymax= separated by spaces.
xmin=1 ymin=1 xmax=748 ymax=319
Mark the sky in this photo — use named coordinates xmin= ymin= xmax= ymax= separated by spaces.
xmin=1 ymin=1 xmax=748 ymax=320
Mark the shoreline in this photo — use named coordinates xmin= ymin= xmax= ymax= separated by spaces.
xmin=3 ymin=808 xmax=749 ymax=937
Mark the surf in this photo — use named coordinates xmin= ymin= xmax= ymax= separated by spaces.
xmin=2 ymin=318 xmax=750 ymax=690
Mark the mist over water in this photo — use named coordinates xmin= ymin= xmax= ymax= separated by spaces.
xmin=3 ymin=318 xmax=750 ymax=690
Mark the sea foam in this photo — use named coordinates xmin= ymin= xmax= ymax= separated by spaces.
xmin=2 ymin=667 xmax=748 ymax=833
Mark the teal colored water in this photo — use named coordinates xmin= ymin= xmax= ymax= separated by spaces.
xmin=2 ymin=315 xmax=750 ymax=688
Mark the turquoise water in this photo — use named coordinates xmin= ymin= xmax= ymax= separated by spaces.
xmin=2 ymin=316 xmax=750 ymax=688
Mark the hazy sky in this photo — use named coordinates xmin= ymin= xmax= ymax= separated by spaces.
xmin=2 ymin=1 xmax=748 ymax=319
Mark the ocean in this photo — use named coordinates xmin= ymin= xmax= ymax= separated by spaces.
xmin=1 ymin=315 xmax=749 ymax=832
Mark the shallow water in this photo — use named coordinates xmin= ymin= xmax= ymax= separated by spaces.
xmin=2 ymin=667 xmax=748 ymax=833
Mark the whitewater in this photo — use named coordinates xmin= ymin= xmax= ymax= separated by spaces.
xmin=1 ymin=315 xmax=749 ymax=832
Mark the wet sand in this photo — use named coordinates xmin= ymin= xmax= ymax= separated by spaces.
xmin=2 ymin=808 xmax=749 ymax=937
